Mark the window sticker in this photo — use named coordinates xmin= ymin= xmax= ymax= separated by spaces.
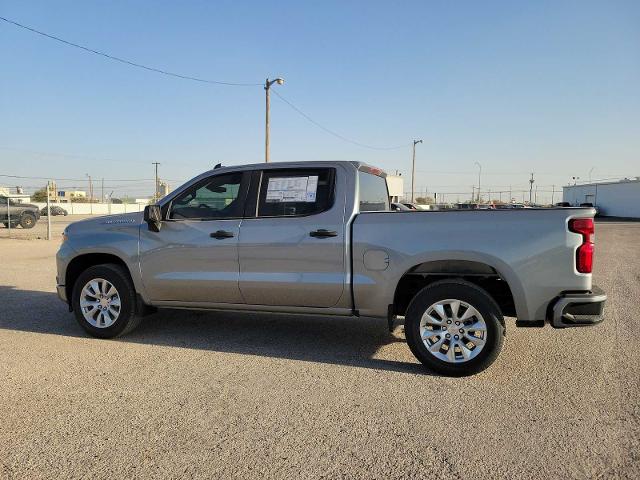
xmin=266 ymin=176 xmax=318 ymax=203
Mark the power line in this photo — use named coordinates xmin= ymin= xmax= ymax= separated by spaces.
xmin=0 ymin=173 xmax=158 ymax=182
xmin=1 ymin=16 xmax=414 ymax=151
xmin=0 ymin=16 xmax=262 ymax=87
xmin=271 ymin=90 xmax=411 ymax=151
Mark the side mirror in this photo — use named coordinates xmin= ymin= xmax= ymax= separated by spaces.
xmin=143 ymin=204 xmax=162 ymax=232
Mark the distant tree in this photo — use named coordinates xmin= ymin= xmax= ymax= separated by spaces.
xmin=31 ymin=187 xmax=48 ymax=202
xmin=415 ymin=196 xmax=434 ymax=204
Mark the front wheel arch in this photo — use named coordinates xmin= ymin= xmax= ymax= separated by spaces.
xmin=65 ymin=253 xmax=136 ymax=310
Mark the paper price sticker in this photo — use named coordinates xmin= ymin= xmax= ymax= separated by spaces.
xmin=266 ymin=176 xmax=318 ymax=203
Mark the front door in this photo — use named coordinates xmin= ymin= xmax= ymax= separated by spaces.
xmin=238 ymin=167 xmax=347 ymax=307
xmin=139 ymin=171 xmax=248 ymax=304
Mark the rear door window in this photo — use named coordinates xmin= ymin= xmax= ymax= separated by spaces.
xmin=256 ymin=168 xmax=335 ymax=217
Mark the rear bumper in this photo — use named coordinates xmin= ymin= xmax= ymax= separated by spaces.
xmin=549 ymin=286 xmax=606 ymax=328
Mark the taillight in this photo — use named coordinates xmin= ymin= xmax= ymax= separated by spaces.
xmin=569 ymin=218 xmax=594 ymax=273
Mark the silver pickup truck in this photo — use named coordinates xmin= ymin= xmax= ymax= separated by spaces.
xmin=56 ymin=161 xmax=606 ymax=375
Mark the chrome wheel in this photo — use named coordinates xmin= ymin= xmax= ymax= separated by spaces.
xmin=419 ymin=299 xmax=487 ymax=363
xmin=79 ymin=278 xmax=121 ymax=328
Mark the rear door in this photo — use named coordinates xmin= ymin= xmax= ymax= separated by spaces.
xmin=238 ymin=167 xmax=347 ymax=307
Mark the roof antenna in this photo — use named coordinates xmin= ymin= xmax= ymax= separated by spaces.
xmin=214 ymin=163 xmax=222 ymax=169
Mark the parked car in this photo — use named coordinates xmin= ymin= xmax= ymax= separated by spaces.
xmin=580 ymin=203 xmax=600 ymax=216
xmin=0 ymin=196 xmax=40 ymax=228
xmin=401 ymin=202 xmax=420 ymax=210
xmin=391 ymin=202 xmax=411 ymax=211
xmin=497 ymin=203 xmax=527 ymax=209
xmin=56 ymin=161 xmax=606 ymax=376
xmin=41 ymin=206 xmax=68 ymax=216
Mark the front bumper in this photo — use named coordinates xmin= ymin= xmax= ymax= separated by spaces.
xmin=549 ymin=286 xmax=606 ymax=328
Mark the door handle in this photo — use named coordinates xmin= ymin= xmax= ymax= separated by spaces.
xmin=309 ymin=229 xmax=338 ymax=238
xmin=210 ymin=230 xmax=235 ymax=239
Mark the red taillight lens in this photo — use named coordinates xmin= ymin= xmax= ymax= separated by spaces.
xmin=576 ymin=242 xmax=594 ymax=273
xmin=569 ymin=218 xmax=594 ymax=238
xmin=569 ymin=218 xmax=594 ymax=273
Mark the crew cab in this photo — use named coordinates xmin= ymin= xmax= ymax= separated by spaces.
xmin=56 ymin=161 xmax=606 ymax=375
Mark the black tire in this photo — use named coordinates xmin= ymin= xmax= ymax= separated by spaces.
xmin=72 ymin=263 xmax=143 ymax=338
xmin=20 ymin=213 xmax=37 ymax=229
xmin=405 ymin=279 xmax=505 ymax=376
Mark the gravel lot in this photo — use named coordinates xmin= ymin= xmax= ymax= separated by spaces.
xmin=0 ymin=221 xmax=638 ymax=479
xmin=0 ymin=215 xmax=94 ymax=240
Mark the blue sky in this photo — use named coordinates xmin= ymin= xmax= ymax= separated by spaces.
xmin=1 ymin=0 xmax=638 ymax=202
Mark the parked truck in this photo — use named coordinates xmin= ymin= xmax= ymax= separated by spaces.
xmin=56 ymin=161 xmax=606 ymax=375
xmin=0 ymin=195 xmax=40 ymax=228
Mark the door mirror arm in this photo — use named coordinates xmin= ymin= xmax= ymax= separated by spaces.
xmin=143 ymin=204 xmax=163 ymax=232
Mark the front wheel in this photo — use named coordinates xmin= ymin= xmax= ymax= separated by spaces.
xmin=405 ymin=279 xmax=505 ymax=376
xmin=72 ymin=264 xmax=142 ymax=338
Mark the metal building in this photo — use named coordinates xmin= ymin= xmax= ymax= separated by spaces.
xmin=563 ymin=178 xmax=640 ymax=218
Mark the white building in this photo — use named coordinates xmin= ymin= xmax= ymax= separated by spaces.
xmin=563 ymin=178 xmax=640 ymax=218
xmin=0 ymin=187 xmax=31 ymax=203
xmin=386 ymin=175 xmax=404 ymax=202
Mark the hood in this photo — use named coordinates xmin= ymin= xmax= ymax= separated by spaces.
xmin=66 ymin=211 xmax=144 ymax=234
xmin=21 ymin=203 xmax=40 ymax=210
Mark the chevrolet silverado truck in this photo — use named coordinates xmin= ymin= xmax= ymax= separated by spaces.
xmin=56 ymin=161 xmax=606 ymax=375
xmin=0 ymin=195 xmax=40 ymax=228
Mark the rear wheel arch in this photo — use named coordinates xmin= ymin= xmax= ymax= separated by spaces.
xmin=392 ymin=259 xmax=517 ymax=319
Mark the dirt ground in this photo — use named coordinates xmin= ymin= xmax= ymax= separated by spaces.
xmin=0 ymin=221 xmax=638 ymax=479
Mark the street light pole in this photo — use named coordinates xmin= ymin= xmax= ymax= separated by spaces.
xmin=411 ymin=139 xmax=422 ymax=203
xmin=529 ymin=172 xmax=535 ymax=204
xmin=152 ymin=162 xmax=161 ymax=201
xmin=265 ymin=77 xmax=285 ymax=163
xmin=474 ymin=162 xmax=482 ymax=203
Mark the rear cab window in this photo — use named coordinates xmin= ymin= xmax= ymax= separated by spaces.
xmin=358 ymin=169 xmax=390 ymax=212
xmin=255 ymin=168 xmax=335 ymax=217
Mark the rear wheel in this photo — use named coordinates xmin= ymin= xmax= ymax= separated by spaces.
xmin=20 ymin=213 xmax=36 ymax=229
xmin=72 ymin=264 xmax=142 ymax=338
xmin=405 ymin=279 xmax=505 ymax=376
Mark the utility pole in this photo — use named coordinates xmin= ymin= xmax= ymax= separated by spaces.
xmin=46 ymin=181 xmax=52 ymax=240
xmin=101 ymin=178 xmax=104 ymax=203
xmin=86 ymin=174 xmax=93 ymax=202
xmin=551 ymin=185 xmax=555 ymax=204
xmin=474 ymin=162 xmax=482 ymax=203
xmin=264 ymin=77 xmax=285 ymax=163
xmin=529 ymin=173 xmax=535 ymax=205
xmin=152 ymin=162 xmax=161 ymax=202
xmin=411 ymin=139 xmax=423 ymax=203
